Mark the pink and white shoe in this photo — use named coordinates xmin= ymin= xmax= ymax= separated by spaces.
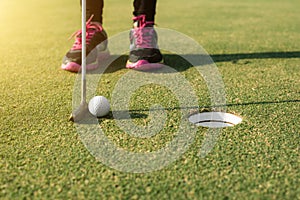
xmin=126 ymin=15 xmax=163 ymax=70
xmin=61 ymin=16 xmax=109 ymax=73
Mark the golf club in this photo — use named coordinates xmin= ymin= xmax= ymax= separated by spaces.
xmin=69 ymin=0 xmax=88 ymax=122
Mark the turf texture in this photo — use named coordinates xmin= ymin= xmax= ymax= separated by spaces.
xmin=0 ymin=0 xmax=299 ymax=199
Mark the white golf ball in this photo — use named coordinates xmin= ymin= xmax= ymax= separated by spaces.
xmin=88 ymin=96 xmax=110 ymax=117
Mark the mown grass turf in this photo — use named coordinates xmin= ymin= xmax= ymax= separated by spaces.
xmin=0 ymin=0 xmax=299 ymax=199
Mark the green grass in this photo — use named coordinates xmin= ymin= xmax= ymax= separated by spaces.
xmin=1 ymin=0 xmax=299 ymax=199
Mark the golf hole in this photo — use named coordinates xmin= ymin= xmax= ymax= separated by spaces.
xmin=188 ymin=112 xmax=242 ymax=128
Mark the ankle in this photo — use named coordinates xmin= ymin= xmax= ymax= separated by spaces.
xmin=133 ymin=15 xmax=154 ymax=28
xmin=90 ymin=21 xmax=103 ymax=26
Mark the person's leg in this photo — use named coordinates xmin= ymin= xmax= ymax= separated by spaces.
xmin=126 ymin=0 xmax=163 ymax=70
xmin=62 ymin=0 xmax=108 ymax=72
xmin=133 ymin=0 xmax=157 ymax=22
xmin=82 ymin=0 xmax=104 ymax=24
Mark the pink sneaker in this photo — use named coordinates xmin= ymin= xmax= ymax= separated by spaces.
xmin=126 ymin=15 xmax=163 ymax=70
xmin=61 ymin=16 xmax=109 ymax=72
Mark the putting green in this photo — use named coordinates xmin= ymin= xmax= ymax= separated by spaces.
xmin=0 ymin=0 xmax=299 ymax=199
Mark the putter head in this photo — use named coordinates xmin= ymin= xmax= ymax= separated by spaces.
xmin=69 ymin=101 xmax=89 ymax=122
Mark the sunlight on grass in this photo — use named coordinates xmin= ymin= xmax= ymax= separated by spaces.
xmin=1 ymin=0 xmax=299 ymax=199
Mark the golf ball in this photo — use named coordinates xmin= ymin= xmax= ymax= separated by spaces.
xmin=88 ymin=96 xmax=110 ymax=117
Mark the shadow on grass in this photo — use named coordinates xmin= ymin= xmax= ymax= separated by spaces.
xmin=75 ymin=99 xmax=299 ymax=124
xmin=90 ymin=51 xmax=300 ymax=74
xmin=211 ymin=51 xmax=300 ymax=63
xmin=126 ymin=99 xmax=300 ymax=113
xmin=79 ymin=99 xmax=299 ymax=123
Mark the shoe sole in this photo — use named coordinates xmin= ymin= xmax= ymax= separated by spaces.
xmin=61 ymin=49 xmax=110 ymax=73
xmin=126 ymin=59 xmax=164 ymax=71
